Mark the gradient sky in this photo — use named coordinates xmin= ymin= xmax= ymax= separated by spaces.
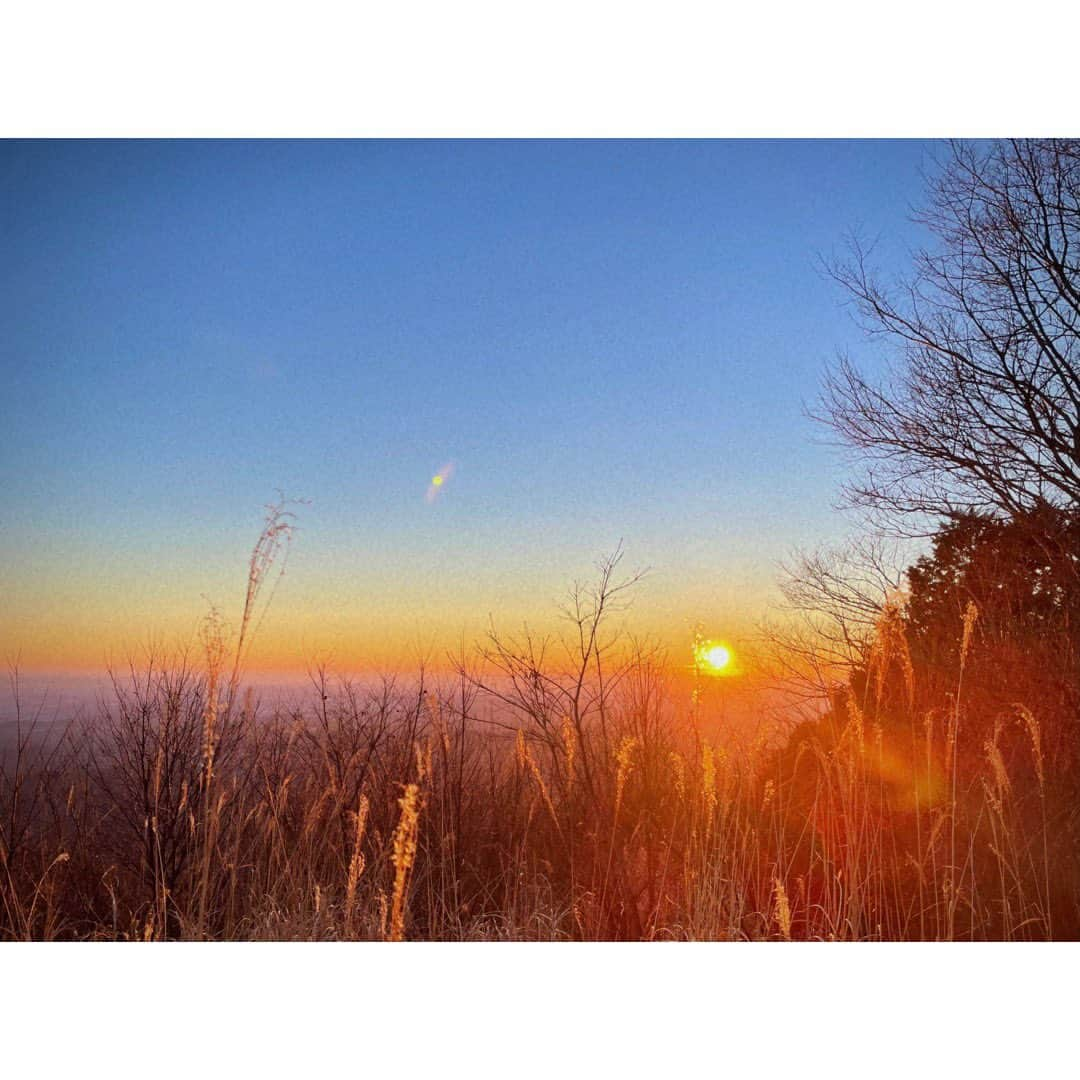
xmin=1 ymin=139 xmax=932 ymax=673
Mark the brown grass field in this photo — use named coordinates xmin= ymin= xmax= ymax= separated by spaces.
xmin=3 ymin=522 xmax=1076 ymax=942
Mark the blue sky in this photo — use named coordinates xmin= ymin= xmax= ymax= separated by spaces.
xmin=0 ymin=139 xmax=931 ymax=670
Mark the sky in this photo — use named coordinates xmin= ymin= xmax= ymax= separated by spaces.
xmin=0 ymin=139 xmax=933 ymax=675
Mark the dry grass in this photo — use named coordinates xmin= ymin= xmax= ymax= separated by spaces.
xmin=1 ymin=617 xmax=1075 ymax=941
xmin=1 ymin=522 xmax=1077 ymax=941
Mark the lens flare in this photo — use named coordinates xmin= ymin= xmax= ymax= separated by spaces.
xmin=425 ymin=461 xmax=455 ymax=503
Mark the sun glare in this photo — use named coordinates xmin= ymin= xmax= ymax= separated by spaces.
xmin=695 ymin=640 xmax=733 ymax=674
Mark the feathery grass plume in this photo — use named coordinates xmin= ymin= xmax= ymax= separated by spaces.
xmin=960 ymin=600 xmax=979 ymax=666
xmin=1014 ymin=704 xmax=1052 ymax=939
xmin=227 ymin=497 xmax=298 ymax=697
xmin=377 ymin=890 xmax=389 ymax=941
xmin=944 ymin=710 xmax=957 ymax=786
xmin=761 ymin=778 xmax=775 ymax=813
xmin=981 ymin=777 xmax=1003 ymax=819
xmin=415 ymin=740 xmax=433 ymax=783
xmin=867 ymin=591 xmax=914 ymax=709
xmin=944 ymin=605 xmax=980 ymax=941
xmin=200 ymin=605 xmax=228 ymax=785
xmin=981 ymin=724 xmax=1009 ymax=819
xmin=1014 ymin=705 xmax=1044 ymax=791
xmin=300 ymin=786 xmax=335 ymax=848
xmin=773 ymin=877 xmax=792 ymax=941
xmin=700 ymin=743 xmax=717 ymax=816
xmin=151 ymin=740 xmax=164 ymax=808
xmin=561 ymin=715 xmax=576 ymax=788
xmin=614 ymin=736 xmax=638 ymax=820
xmin=984 ymin=721 xmax=1011 ymax=803
xmin=515 ymin=729 xmax=560 ymax=830
xmin=669 ymin=751 xmax=686 ymax=800
xmin=389 ymin=783 xmax=421 ymax=942
xmin=343 ymin=793 xmax=370 ymax=929
xmin=845 ymin=695 xmax=865 ymax=754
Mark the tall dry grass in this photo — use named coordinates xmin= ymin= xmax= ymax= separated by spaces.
xmin=1 ymin=530 xmax=1077 ymax=940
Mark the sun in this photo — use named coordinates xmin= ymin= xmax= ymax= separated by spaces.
xmin=695 ymin=640 xmax=733 ymax=675
xmin=703 ymin=644 xmax=731 ymax=671
xmin=431 ymin=475 xmax=443 ymax=487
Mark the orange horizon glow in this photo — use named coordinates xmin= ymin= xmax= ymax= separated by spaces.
xmin=6 ymin=615 xmax=762 ymax=680
xmin=4 ymin=542 xmax=772 ymax=677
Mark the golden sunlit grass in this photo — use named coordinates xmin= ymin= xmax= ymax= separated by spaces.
xmin=0 ymin=517 xmax=1076 ymax=942
xmin=0 ymin=635 xmax=1068 ymax=940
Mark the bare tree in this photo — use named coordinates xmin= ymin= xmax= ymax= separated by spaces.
xmin=464 ymin=545 xmax=649 ymax=811
xmin=818 ymin=139 xmax=1080 ymax=529
xmin=760 ymin=536 xmax=906 ymax=705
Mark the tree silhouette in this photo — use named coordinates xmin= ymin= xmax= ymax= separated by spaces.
xmin=818 ymin=139 xmax=1080 ymax=528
